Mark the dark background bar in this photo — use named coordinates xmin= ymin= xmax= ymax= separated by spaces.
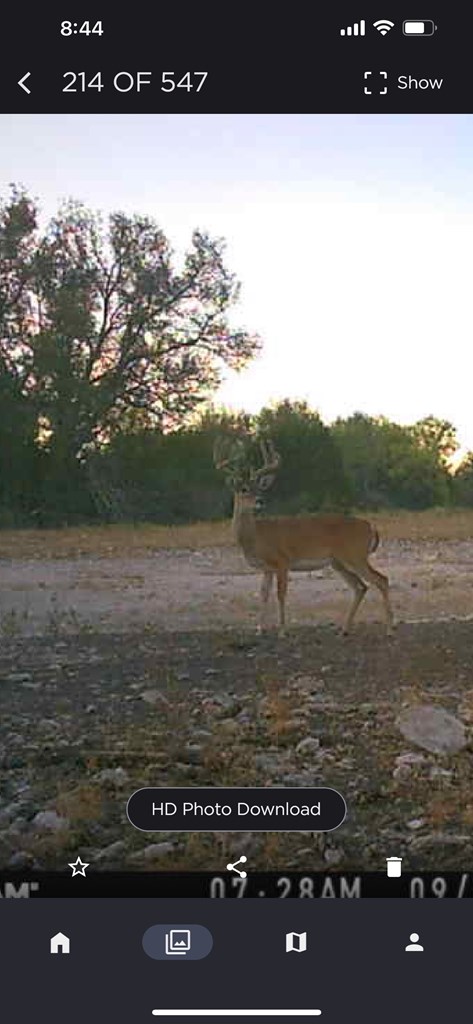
xmin=0 ymin=6 xmax=471 ymax=112
xmin=0 ymin=871 xmax=471 ymax=897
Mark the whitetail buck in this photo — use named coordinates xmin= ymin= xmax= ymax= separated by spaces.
xmin=214 ymin=436 xmax=393 ymax=634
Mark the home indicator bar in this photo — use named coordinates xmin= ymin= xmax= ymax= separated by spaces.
xmin=151 ymin=1013 xmax=322 ymax=1018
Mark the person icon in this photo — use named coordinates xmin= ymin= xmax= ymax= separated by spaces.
xmin=405 ymin=932 xmax=424 ymax=952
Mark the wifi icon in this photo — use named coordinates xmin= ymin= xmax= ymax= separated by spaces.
xmin=373 ymin=19 xmax=395 ymax=35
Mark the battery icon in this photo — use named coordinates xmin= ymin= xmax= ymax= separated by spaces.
xmin=402 ymin=20 xmax=437 ymax=35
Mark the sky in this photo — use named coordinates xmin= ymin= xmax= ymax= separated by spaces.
xmin=1 ymin=112 xmax=472 ymax=452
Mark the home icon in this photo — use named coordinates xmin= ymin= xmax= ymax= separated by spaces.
xmin=50 ymin=932 xmax=70 ymax=954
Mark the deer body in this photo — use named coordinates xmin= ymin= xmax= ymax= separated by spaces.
xmin=216 ymin=437 xmax=393 ymax=635
xmin=234 ymin=504 xmax=377 ymax=569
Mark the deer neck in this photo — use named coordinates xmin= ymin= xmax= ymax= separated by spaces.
xmin=232 ymin=493 xmax=257 ymax=547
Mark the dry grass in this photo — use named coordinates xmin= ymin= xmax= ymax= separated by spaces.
xmin=0 ymin=521 xmax=232 ymax=559
xmin=370 ymin=508 xmax=473 ymax=542
xmin=0 ymin=508 xmax=472 ymax=560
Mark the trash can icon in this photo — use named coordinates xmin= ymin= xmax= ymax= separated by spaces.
xmin=386 ymin=857 xmax=402 ymax=877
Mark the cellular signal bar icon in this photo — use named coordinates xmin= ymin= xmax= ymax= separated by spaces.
xmin=340 ymin=19 xmax=365 ymax=36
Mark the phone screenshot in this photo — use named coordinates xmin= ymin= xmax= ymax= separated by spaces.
xmin=0 ymin=6 xmax=471 ymax=1021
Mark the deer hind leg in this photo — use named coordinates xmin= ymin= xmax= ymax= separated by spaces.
xmin=276 ymin=567 xmax=288 ymax=633
xmin=258 ymin=570 xmax=274 ymax=631
xmin=331 ymin=558 xmax=367 ymax=633
xmin=345 ymin=559 xmax=394 ymax=634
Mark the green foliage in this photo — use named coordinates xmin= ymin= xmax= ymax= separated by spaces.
xmin=451 ymin=452 xmax=473 ymax=506
xmin=84 ymin=409 xmax=253 ymax=523
xmin=332 ymin=412 xmax=452 ymax=509
xmin=410 ymin=416 xmax=458 ymax=465
xmin=255 ymin=400 xmax=351 ymax=512
xmin=0 ymin=186 xmax=260 ymax=525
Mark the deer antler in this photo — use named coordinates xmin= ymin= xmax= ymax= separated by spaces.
xmin=249 ymin=438 xmax=281 ymax=484
xmin=213 ymin=436 xmax=245 ymax=472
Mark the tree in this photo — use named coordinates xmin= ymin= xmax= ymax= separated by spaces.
xmin=0 ymin=186 xmax=260 ymax=521
xmin=91 ymin=407 xmax=254 ymax=523
xmin=332 ymin=412 xmax=450 ymax=509
xmin=410 ymin=416 xmax=459 ymax=465
xmin=255 ymin=399 xmax=350 ymax=512
xmin=0 ymin=187 xmax=42 ymax=521
xmin=452 ymin=452 xmax=473 ymax=506
xmin=32 ymin=199 xmax=259 ymax=449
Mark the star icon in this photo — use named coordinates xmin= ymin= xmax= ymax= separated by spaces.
xmin=68 ymin=856 xmax=89 ymax=877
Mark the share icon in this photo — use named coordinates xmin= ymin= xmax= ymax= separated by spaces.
xmin=226 ymin=855 xmax=248 ymax=878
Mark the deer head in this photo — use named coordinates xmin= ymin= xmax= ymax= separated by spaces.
xmin=214 ymin=436 xmax=280 ymax=500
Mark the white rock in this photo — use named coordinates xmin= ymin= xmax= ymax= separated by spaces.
xmin=94 ymin=840 xmax=127 ymax=862
xmin=31 ymin=810 xmax=69 ymax=831
xmin=140 ymin=689 xmax=171 ymax=706
xmin=133 ymin=842 xmax=174 ymax=860
xmin=395 ymin=752 xmax=426 ymax=767
xmin=323 ymin=847 xmax=344 ymax=865
xmin=397 ymin=706 xmax=466 ymax=755
xmin=392 ymin=751 xmax=426 ymax=779
xmin=428 ymin=767 xmax=453 ymax=780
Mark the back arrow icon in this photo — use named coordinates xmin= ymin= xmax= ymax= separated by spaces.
xmin=18 ymin=72 xmax=31 ymax=94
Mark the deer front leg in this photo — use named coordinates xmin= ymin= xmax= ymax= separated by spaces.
xmin=257 ymin=570 xmax=274 ymax=631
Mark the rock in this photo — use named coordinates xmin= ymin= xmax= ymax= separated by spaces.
xmin=140 ymin=690 xmax=171 ymax=706
xmin=31 ymin=810 xmax=69 ymax=831
xmin=218 ymin=719 xmax=241 ymax=735
xmin=132 ymin=842 xmax=174 ymax=861
xmin=39 ymin=718 xmax=61 ymax=730
xmin=395 ymin=752 xmax=426 ymax=767
xmin=282 ymin=773 xmax=315 ymax=787
xmin=203 ymin=694 xmax=240 ymax=714
xmin=173 ymin=763 xmax=197 ymax=776
xmin=253 ymin=753 xmax=285 ymax=771
xmin=396 ymin=706 xmax=467 ymax=755
xmin=12 ymin=782 xmax=31 ymax=796
xmin=11 ymin=817 xmax=28 ymax=832
xmin=393 ymin=752 xmax=426 ymax=779
xmin=296 ymin=737 xmax=321 ymax=756
xmin=7 ymin=851 xmax=36 ymax=868
xmin=184 ymin=744 xmax=203 ymax=763
xmin=428 ymin=767 xmax=453 ymax=780
xmin=94 ymin=840 xmax=127 ymax=862
xmin=324 ymin=847 xmax=344 ymax=865
xmin=409 ymin=832 xmax=472 ymax=851
xmin=95 ymin=767 xmax=129 ymax=785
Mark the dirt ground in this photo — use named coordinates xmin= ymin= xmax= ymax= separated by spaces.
xmin=1 ymin=535 xmax=473 ymax=633
xmin=0 ymin=532 xmax=472 ymax=873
